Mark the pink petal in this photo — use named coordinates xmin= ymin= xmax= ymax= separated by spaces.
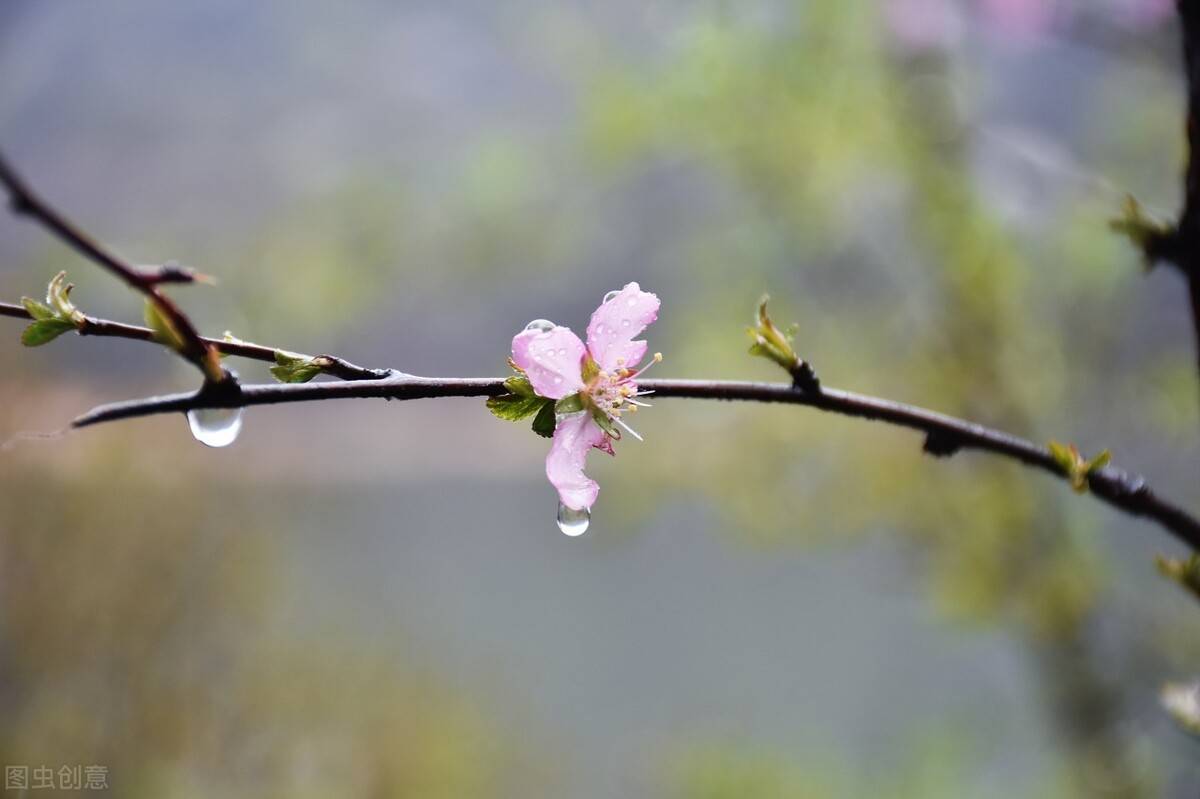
xmin=511 ymin=325 xmax=587 ymax=399
xmin=586 ymin=282 xmax=660 ymax=372
xmin=546 ymin=412 xmax=609 ymax=511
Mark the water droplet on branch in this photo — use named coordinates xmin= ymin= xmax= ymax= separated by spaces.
xmin=556 ymin=502 xmax=590 ymax=536
xmin=187 ymin=407 xmax=244 ymax=448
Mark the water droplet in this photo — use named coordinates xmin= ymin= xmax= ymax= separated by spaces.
xmin=187 ymin=407 xmax=244 ymax=448
xmin=621 ymin=318 xmax=631 ymax=327
xmin=553 ymin=375 xmax=563 ymax=384
xmin=525 ymin=319 xmax=554 ymax=333
xmin=557 ymin=502 xmax=590 ymax=536
xmin=627 ymin=297 xmax=637 ymax=307
xmin=557 ymin=348 xmax=567 ymax=356
xmin=603 ymin=290 xmax=620 ymax=304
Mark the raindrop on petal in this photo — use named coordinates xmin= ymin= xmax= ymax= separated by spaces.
xmin=556 ymin=502 xmax=590 ymax=536
xmin=621 ymin=319 xmax=631 ymax=327
xmin=187 ymin=407 xmax=244 ymax=448
xmin=525 ymin=319 xmax=555 ymax=333
xmin=603 ymin=290 xmax=620 ymax=304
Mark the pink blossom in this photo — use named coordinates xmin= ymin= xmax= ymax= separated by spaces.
xmin=510 ymin=282 xmax=661 ymax=512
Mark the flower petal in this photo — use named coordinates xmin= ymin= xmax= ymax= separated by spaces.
xmin=546 ymin=412 xmax=609 ymax=511
xmin=511 ymin=325 xmax=587 ymax=399
xmin=586 ymin=282 xmax=660 ymax=372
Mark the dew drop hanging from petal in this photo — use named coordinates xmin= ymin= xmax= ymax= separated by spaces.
xmin=525 ymin=319 xmax=555 ymax=333
xmin=187 ymin=407 xmax=244 ymax=448
xmin=556 ymin=502 xmax=590 ymax=536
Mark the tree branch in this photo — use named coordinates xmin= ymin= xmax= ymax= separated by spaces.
xmin=0 ymin=151 xmax=226 ymax=381
xmin=1 ymin=149 xmax=1196 ymax=558
xmin=57 ymin=372 xmax=1200 ymax=551
xmin=1167 ymin=2 xmax=1200 ymax=376
xmin=0 ymin=300 xmax=390 ymax=382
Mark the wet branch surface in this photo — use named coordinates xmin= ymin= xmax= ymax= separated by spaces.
xmin=57 ymin=370 xmax=1200 ymax=551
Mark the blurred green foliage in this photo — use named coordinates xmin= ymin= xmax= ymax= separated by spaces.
xmin=579 ymin=0 xmax=1193 ymax=794
xmin=0 ymin=456 xmax=520 ymax=797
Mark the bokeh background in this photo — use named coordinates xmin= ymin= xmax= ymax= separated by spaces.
xmin=1 ymin=0 xmax=1198 ymax=796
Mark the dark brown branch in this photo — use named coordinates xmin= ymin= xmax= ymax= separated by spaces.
xmin=0 ymin=151 xmax=225 ymax=381
xmin=1175 ymin=1 xmax=1200 ymax=376
xmin=65 ymin=375 xmax=1200 ymax=551
xmin=0 ymin=301 xmax=390 ymax=381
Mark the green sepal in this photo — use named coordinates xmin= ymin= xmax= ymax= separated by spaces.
xmin=531 ymin=401 xmax=557 ymax=438
xmin=21 ymin=297 xmax=56 ymax=321
xmin=554 ymin=394 xmax=585 ymax=415
xmin=503 ymin=375 xmax=536 ymax=398
xmin=20 ymin=318 xmax=76 ymax=347
xmin=486 ymin=392 xmax=549 ymax=422
xmin=590 ymin=407 xmax=621 ymax=439
xmin=269 ymin=350 xmax=326 ymax=383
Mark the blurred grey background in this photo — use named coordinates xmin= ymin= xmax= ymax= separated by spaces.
xmin=1 ymin=1 xmax=1199 ymax=796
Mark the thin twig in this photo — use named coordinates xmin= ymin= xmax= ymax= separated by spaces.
xmin=0 ymin=151 xmax=225 ymax=381
xmin=0 ymin=300 xmax=390 ymax=381
xmin=60 ymin=374 xmax=1200 ymax=551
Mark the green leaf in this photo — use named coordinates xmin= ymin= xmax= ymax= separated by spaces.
xmin=20 ymin=318 xmax=75 ymax=347
xmin=554 ymin=394 xmax=585 ymax=414
xmin=486 ymin=392 xmax=548 ymax=422
xmin=268 ymin=349 xmax=326 ymax=383
xmin=531 ymin=401 xmax=557 ymax=438
xmin=1047 ymin=440 xmax=1111 ymax=493
xmin=144 ymin=299 xmax=185 ymax=351
xmin=1086 ymin=449 xmax=1111 ymax=473
xmin=746 ymin=295 xmax=801 ymax=374
xmin=1047 ymin=440 xmax=1073 ymax=468
xmin=46 ymin=271 xmax=81 ymax=321
xmin=20 ymin=297 xmax=56 ymax=321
